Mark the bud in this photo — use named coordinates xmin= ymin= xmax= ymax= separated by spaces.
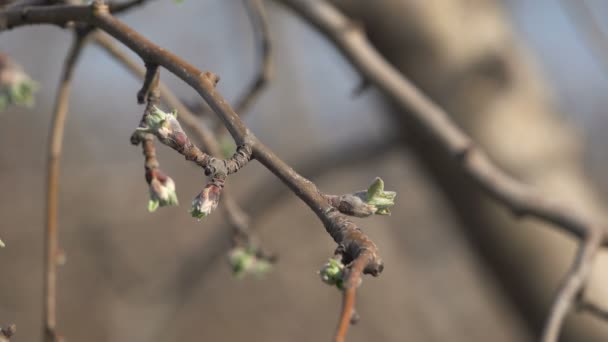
xmin=135 ymin=106 xmax=181 ymax=142
xmin=190 ymin=183 xmax=222 ymax=219
xmin=147 ymin=169 xmax=179 ymax=212
xmin=228 ymin=246 xmax=272 ymax=278
xmin=319 ymin=258 xmax=344 ymax=289
xmin=0 ymin=238 xmax=4 ymax=248
xmin=365 ymin=177 xmax=396 ymax=215
xmin=0 ymin=53 xmax=38 ymax=111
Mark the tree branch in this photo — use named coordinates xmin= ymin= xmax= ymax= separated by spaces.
xmin=92 ymin=32 xmax=259 ymax=255
xmin=235 ymin=0 xmax=273 ymax=116
xmin=541 ymin=231 xmax=602 ymax=341
xmin=271 ymin=0 xmax=608 ymax=339
xmin=0 ymin=3 xmax=383 ymax=340
xmin=44 ymin=29 xmax=88 ymax=342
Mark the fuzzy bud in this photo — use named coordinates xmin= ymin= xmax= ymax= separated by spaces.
xmin=147 ymin=169 xmax=179 ymax=212
xmin=134 ymin=106 xmax=183 ymax=143
xmin=190 ymin=183 xmax=222 ymax=219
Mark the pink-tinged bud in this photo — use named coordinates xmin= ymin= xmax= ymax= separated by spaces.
xmin=190 ymin=183 xmax=222 ymax=219
xmin=147 ymin=169 xmax=179 ymax=212
xmin=0 ymin=53 xmax=38 ymax=111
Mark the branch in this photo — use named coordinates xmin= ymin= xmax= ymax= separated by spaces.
xmin=0 ymin=4 xmax=383 ymax=340
xmin=44 ymin=29 xmax=88 ymax=342
xmin=107 ymin=0 xmax=152 ymax=15
xmin=191 ymin=0 xmax=273 ymax=128
xmin=92 ymin=32 xmax=262 ymax=258
xmin=271 ymin=0 xmax=608 ymax=339
xmin=541 ymin=231 xmax=602 ymax=342
xmin=235 ymin=0 xmax=273 ymax=115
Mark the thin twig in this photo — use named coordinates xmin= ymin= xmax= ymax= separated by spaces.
xmin=579 ymin=300 xmax=608 ymax=320
xmin=541 ymin=231 xmax=602 ymax=341
xmin=195 ymin=0 xmax=273 ymax=129
xmin=44 ymin=29 xmax=88 ymax=342
xmin=108 ymin=0 xmax=152 ymax=14
xmin=91 ymin=31 xmax=254 ymax=244
xmin=235 ymin=0 xmax=273 ymax=115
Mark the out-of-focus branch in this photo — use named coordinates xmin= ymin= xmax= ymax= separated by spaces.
xmin=44 ymin=29 xmax=88 ymax=342
xmin=108 ymin=0 xmax=153 ymax=15
xmin=541 ymin=231 xmax=602 ymax=342
xmin=193 ymin=0 xmax=273 ymax=129
xmin=235 ymin=0 xmax=273 ymax=115
xmin=273 ymin=0 xmax=608 ymax=340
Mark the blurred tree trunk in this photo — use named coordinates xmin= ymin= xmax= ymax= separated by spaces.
xmin=331 ymin=0 xmax=608 ymax=340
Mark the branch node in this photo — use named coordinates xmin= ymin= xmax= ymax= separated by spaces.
xmin=200 ymin=71 xmax=220 ymax=87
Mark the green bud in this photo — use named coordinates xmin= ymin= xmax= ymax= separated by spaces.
xmin=365 ymin=177 xmax=396 ymax=215
xmin=0 ymin=65 xmax=38 ymax=112
xmin=319 ymin=258 xmax=344 ymax=289
xmin=228 ymin=247 xmax=272 ymax=278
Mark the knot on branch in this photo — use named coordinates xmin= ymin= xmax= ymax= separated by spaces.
xmin=324 ymin=210 xmax=383 ymax=279
xmin=200 ymin=71 xmax=220 ymax=87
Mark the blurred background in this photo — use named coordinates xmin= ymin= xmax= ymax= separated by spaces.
xmin=2 ymin=0 xmax=608 ymax=340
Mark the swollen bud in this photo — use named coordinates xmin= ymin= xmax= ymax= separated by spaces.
xmin=190 ymin=183 xmax=222 ymax=219
xmin=147 ymin=169 xmax=179 ymax=212
xmin=319 ymin=258 xmax=344 ymax=289
xmin=135 ymin=106 xmax=181 ymax=142
xmin=365 ymin=177 xmax=396 ymax=215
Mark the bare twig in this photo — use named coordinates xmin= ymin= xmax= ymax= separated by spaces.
xmin=108 ymin=0 xmax=151 ymax=14
xmin=272 ymin=0 xmax=608 ymax=339
xmin=235 ymin=0 xmax=273 ymax=115
xmin=44 ymin=29 xmax=88 ymax=342
xmin=193 ymin=0 xmax=273 ymax=128
xmin=541 ymin=231 xmax=602 ymax=342
xmin=579 ymin=300 xmax=608 ymax=320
